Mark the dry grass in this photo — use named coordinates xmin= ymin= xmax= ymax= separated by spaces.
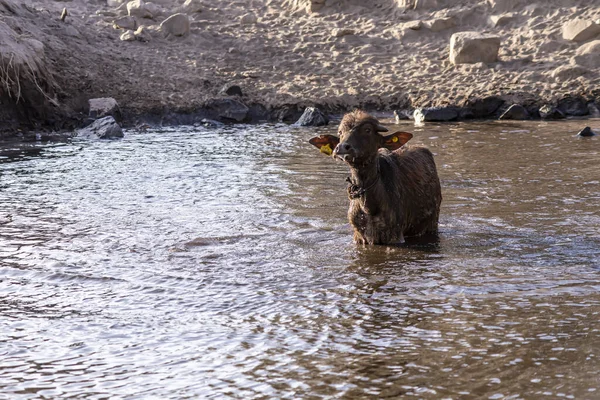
xmin=0 ymin=19 xmax=58 ymax=107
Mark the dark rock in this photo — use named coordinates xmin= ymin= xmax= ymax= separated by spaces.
xmin=557 ymin=96 xmax=589 ymax=116
xmin=76 ymin=116 xmax=123 ymax=139
xmin=499 ymin=104 xmax=529 ymax=120
xmin=413 ymin=107 xmax=459 ymax=123
xmin=577 ymin=126 xmax=596 ymax=137
xmin=588 ymin=102 xmax=600 ymax=117
xmin=205 ymin=98 xmax=249 ymax=122
xmin=294 ymin=107 xmax=329 ymax=127
xmin=82 ymin=117 xmax=96 ymax=127
xmin=220 ymin=84 xmax=243 ymax=97
xmin=459 ymin=107 xmax=475 ymax=119
xmin=274 ymin=106 xmax=304 ymax=124
xmin=539 ymin=105 xmax=565 ymax=120
xmin=247 ymin=103 xmax=269 ymax=122
xmin=526 ymin=105 xmax=541 ymax=120
xmin=393 ymin=109 xmax=412 ymax=122
xmin=465 ymin=96 xmax=505 ymax=118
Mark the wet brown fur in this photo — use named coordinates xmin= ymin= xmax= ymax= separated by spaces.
xmin=339 ymin=111 xmax=442 ymax=245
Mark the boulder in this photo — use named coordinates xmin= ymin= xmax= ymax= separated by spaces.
xmin=465 ymin=96 xmax=505 ymax=118
xmin=577 ymin=127 xmax=596 ymax=137
xmin=450 ymin=32 xmax=501 ymax=64
xmin=273 ymin=106 xmax=303 ymax=123
xmin=557 ymin=97 xmax=588 ymax=117
xmin=247 ymin=104 xmax=269 ymax=122
xmin=294 ymin=107 xmax=329 ymax=126
xmin=120 ymin=30 xmax=136 ymax=41
xmin=539 ymin=105 xmax=565 ymax=120
xmin=499 ymin=104 xmax=529 ymax=120
xmin=425 ymin=17 xmax=455 ymax=32
xmin=127 ymin=0 xmax=152 ymax=19
xmin=551 ymin=65 xmax=588 ymax=81
xmin=206 ymin=98 xmax=249 ymax=122
xmin=240 ymin=13 xmax=258 ymax=25
xmin=588 ymin=102 xmax=600 ymax=118
xmin=76 ymin=116 xmax=124 ymax=139
xmin=220 ymin=84 xmax=243 ymax=97
xmin=89 ymin=97 xmax=121 ymax=120
xmin=562 ymin=19 xmax=600 ymax=42
xmin=414 ymin=107 xmax=459 ymax=123
xmin=571 ymin=40 xmax=600 ymax=69
xmin=113 ymin=15 xmax=137 ymax=30
xmin=160 ymin=13 xmax=190 ymax=37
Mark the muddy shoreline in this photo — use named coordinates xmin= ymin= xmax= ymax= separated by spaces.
xmin=6 ymin=92 xmax=600 ymax=143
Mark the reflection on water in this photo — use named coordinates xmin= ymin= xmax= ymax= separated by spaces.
xmin=1 ymin=120 xmax=599 ymax=398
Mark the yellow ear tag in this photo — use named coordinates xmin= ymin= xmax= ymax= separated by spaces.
xmin=392 ymin=136 xmax=399 ymax=142
xmin=320 ymin=144 xmax=333 ymax=155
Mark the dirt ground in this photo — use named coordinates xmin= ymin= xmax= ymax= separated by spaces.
xmin=1 ymin=0 xmax=599 ymax=136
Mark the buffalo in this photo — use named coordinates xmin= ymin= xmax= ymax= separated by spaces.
xmin=309 ymin=110 xmax=442 ymax=245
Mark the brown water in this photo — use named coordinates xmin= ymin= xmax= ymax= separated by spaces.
xmin=1 ymin=119 xmax=599 ymax=399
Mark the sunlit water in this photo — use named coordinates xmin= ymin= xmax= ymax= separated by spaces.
xmin=1 ymin=119 xmax=600 ymax=399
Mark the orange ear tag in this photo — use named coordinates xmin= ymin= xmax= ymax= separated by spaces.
xmin=392 ymin=136 xmax=399 ymax=142
xmin=320 ymin=144 xmax=333 ymax=155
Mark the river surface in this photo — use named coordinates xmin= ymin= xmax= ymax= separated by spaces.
xmin=1 ymin=119 xmax=600 ymax=399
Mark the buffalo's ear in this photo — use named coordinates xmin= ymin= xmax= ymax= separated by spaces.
xmin=382 ymin=131 xmax=413 ymax=151
xmin=309 ymin=134 xmax=340 ymax=156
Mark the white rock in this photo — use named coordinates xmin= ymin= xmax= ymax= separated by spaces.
xmin=240 ymin=13 xmax=258 ymax=25
xmin=160 ymin=13 xmax=190 ymax=37
xmin=449 ymin=31 xmax=501 ymax=64
xmin=127 ymin=0 xmax=152 ymax=19
xmin=562 ymin=19 xmax=600 ymax=42
xmin=77 ymin=116 xmax=124 ymax=139
xmin=120 ymin=30 xmax=136 ymax=41
xmin=571 ymin=40 xmax=600 ymax=68
xmin=551 ymin=65 xmax=588 ymax=81
xmin=425 ymin=17 xmax=455 ymax=32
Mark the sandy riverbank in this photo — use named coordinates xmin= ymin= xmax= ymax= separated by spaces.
xmin=1 ymin=0 xmax=599 ymax=138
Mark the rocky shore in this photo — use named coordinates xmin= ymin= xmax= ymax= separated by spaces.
xmin=1 ymin=0 xmax=599 ymax=139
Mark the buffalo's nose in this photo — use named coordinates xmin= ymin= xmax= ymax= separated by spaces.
xmin=333 ymin=142 xmax=352 ymax=155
